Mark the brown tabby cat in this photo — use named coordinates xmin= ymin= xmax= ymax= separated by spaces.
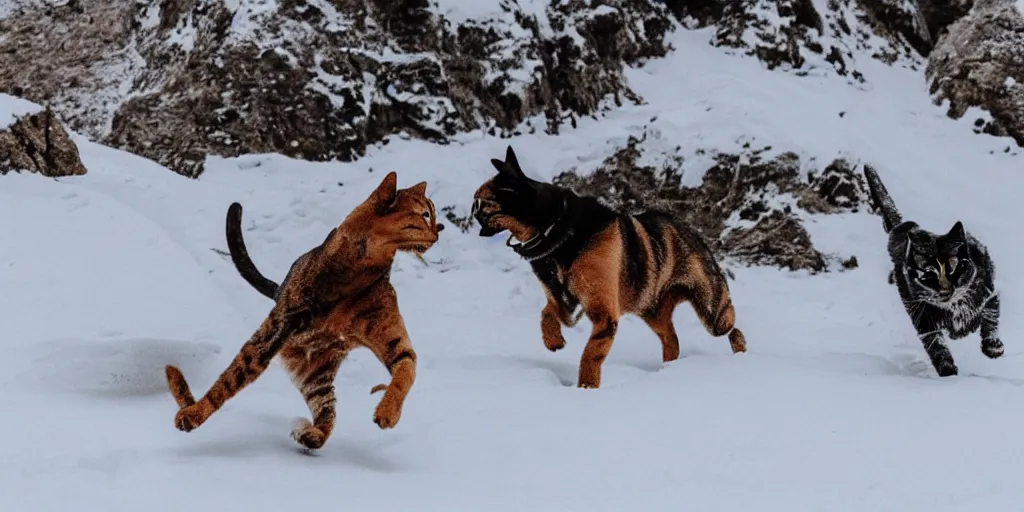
xmin=164 ymin=171 xmax=443 ymax=451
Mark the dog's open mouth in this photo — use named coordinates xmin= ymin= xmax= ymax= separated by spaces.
xmin=474 ymin=213 xmax=503 ymax=237
xmin=472 ymin=199 xmax=503 ymax=237
xmin=478 ymin=224 xmax=501 ymax=237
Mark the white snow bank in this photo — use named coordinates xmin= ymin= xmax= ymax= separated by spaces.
xmin=0 ymin=92 xmax=42 ymax=129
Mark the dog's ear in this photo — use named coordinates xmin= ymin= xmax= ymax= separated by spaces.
xmin=368 ymin=171 xmax=399 ymax=213
xmin=504 ymin=146 xmax=526 ymax=180
xmin=490 ymin=158 xmax=506 ymax=174
xmin=491 ymin=146 xmax=527 ymax=181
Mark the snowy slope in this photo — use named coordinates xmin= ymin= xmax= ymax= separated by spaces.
xmin=1 ymin=92 xmax=39 ymax=128
xmin=3 ymin=26 xmax=1024 ymax=511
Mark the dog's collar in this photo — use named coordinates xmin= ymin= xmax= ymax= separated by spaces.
xmin=506 ymin=197 xmax=574 ymax=262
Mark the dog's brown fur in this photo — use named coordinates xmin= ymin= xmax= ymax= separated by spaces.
xmin=472 ymin=147 xmax=746 ymax=389
xmin=165 ymin=172 xmax=442 ymax=450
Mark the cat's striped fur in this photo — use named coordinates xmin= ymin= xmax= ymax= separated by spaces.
xmin=165 ymin=172 xmax=442 ymax=450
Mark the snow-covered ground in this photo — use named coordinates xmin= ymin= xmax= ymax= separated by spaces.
xmin=3 ymin=26 xmax=1024 ymax=511
xmin=0 ymin=92 xmax=40 ymax=128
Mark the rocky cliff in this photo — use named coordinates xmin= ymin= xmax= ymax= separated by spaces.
xmin=0 ymin=0 xmax=673 ymax=177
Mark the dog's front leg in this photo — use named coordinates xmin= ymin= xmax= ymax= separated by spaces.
xmin=577 ymin=306 xmax=619 ymax=389
xmin=540 ymin=299 xmax=567 ymax=352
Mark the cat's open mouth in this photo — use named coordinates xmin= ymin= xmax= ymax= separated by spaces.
xmin=932 ymin=289 xmax=960 ymax=305
xmin=397 ymin=238 xmax=435 ymax=254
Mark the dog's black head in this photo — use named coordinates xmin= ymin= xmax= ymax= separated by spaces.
xmin=471 ymin=146 xmax=563 ymax=240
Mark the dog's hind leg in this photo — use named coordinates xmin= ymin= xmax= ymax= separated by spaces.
xmin=641 ymin=291 xmax=683 ymax=363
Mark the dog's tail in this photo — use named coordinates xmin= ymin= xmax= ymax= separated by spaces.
xmin=863 ymin=165 xmax=903 ymax=234
xmin=226 ymin=202 xmax=280 ymax=300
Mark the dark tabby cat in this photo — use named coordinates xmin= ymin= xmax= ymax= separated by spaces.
xmin=864 ymin=166 xmax=1003 ymax=377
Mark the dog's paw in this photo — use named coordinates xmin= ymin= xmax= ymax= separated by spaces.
xmin=544 ymin=336 xmax=566 ymax=352
xmin=982 ymin=338 xmax=1005 ymax=359
xmin=174 ymin=405 xmax=206 ymax=432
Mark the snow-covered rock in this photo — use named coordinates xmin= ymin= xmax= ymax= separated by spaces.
xmin=0 ymin=0 xmax=674 ymax=177
xmin=927 ymin=0 xmax=1024 ymax=148
xmin=549 ymin=123 xmax=869 ymax=273
xmin=0 ymin=95 xmax=87 ymax=177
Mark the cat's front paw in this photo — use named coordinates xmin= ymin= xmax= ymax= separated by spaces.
xmin=373 ymin=399 xmax=402 ymax=429
xmin=935 ymin=362 xmax=959 ymax=378
xmin=174 ymin=405 xmax=206 ymax=432
xmin=982 ymin=338 xmax=1005 ymax=359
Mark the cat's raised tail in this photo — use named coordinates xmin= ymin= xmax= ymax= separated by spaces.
xmin=863 ymin=165 xmax=903 ymax=234
xmin=225 ymin=202 xmax=280 ymax=300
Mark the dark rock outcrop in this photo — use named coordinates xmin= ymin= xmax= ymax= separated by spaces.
xmin=0 ymin=105 xmax=88 ymax=177
xmin=0 ymin=1 xmax=675 ymax=177
xmin=551 ymin=127 xmax=869 ymax=273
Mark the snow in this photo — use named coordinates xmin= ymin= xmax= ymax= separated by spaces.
xmin=0 ymin=93 xmax=41 ymax=128
xmin=3 ymin=24 xmax=1024 ymax=512
xmin=431 ymin=0 xmax=507 ymax=25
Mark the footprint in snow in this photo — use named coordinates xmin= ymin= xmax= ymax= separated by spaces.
xmin=12 ymin=337 xmax=221 ymax=398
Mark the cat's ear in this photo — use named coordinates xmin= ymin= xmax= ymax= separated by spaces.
xmin=947 ymin=221 xmax=966 ymax=241
xmin=368 ymin=171 xmax=399 ymax=212
xmin=405 ymin=181 xmax=428 ymax=197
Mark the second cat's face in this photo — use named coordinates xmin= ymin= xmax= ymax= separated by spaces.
xmin=904 ymin=221 xmax=975 ymax=304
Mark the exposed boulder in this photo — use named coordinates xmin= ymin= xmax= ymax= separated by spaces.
xmin=0 ymin=0 xmax=675 ymax=177
xmin=0 ymin=103 xmax=88 ymax=177
xmin=550 ymin=125 xmax=870 ymax=273
xmin=927 ymin=0 xmax=1024 ymax=148
xmin=916 ymin=0 xmax=974 ymax=41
